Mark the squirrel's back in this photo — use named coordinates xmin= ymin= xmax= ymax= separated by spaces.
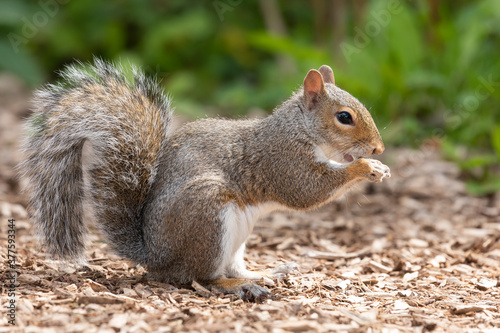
xmin=21 ymin=59 xmax=172 ymax=263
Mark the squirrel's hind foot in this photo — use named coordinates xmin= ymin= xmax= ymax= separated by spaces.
xmin=208 ymin=277 xmax=270 ymax=302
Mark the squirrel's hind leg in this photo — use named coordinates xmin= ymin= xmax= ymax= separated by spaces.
xmin=206 ymin=243 xmax=272 ymax=301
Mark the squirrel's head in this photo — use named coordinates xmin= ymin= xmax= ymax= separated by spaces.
xmin=302 ymin=65 xmax=384 ymax=163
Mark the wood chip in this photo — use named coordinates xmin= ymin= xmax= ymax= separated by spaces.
xmin=134 ymin=284 xmax=153 ymax=298
xmin=393 ymin=300 xmax=410 ymax=310
xmin=191 ymin=281 xmax=213 ymax=298
xmin=17 ymin=274 xmax=40 ymax=284
xmin=307 ymin=247 xmax=371 ymax=260
xmin=77 ymin=296 xmax=124 ymax=305
xmin=109 ymin=314 xmax=128 ymax=329
xmin=403 ymin=271 xmax=419 ymax=283
xmin=475 ymin=278 xmax=498 ymax=290
xmin=85 ymin=279 xmax=110 ymax=292
xmin=452 ymin=304 xmax=496 ymax=315
xmin=368 ymin=260 xmax=392 ymax=273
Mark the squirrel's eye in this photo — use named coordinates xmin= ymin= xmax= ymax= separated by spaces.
xmin=336 ymin=111 xmax=353 ymax=125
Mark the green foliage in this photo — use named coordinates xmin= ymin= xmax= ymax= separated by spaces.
xmin=0 ymin=0 xmax=498 ymax=194
xmin=492 ymin=126 xmax=500 ymax=158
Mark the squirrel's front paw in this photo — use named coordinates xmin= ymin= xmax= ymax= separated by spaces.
xmin=358 ymin=158 xmax=391 ymax=182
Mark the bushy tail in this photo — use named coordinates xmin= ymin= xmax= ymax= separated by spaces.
xmin=20 ymin=58 xmax=172 ymax=263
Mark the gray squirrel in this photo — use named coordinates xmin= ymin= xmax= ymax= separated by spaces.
xmin=21 ymin=59 xmax=390 ymax=300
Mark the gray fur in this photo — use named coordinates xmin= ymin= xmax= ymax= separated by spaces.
xmin=21 ymin=60 xmax=387 ymax=284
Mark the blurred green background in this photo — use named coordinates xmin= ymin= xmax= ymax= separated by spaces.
xmin=1 ymin=0 xmax=499 ymax=194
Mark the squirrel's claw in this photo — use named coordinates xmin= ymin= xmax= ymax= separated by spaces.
xmin=238 ymin=282 xmax=271 ymax=302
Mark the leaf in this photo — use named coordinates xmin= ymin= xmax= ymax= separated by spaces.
xmin=383 ymin=1 xmax=423 ymax=73
xmin=492 ymin=125 xmax=500 ymax=158
xmin=466 ymin=177 xmax=500 ymax=196
xmin=247 ymin=32 xmax=328 ymax=62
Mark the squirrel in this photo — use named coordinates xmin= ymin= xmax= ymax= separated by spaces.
xmin=21 ymin=59 xmax=390 ymax=301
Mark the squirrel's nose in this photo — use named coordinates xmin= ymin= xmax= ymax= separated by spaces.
xmin=371 ymin=144 xmax=385 ymax=155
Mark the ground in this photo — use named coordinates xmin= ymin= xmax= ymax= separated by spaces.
xmin=0 ymin=74 xmax=499 ymax=332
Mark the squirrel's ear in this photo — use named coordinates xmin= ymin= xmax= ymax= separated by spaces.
xmin=318 ymin=65 xmax=335 ymax=85
xmin=303 ymin=69 xmax=326 ymax=110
